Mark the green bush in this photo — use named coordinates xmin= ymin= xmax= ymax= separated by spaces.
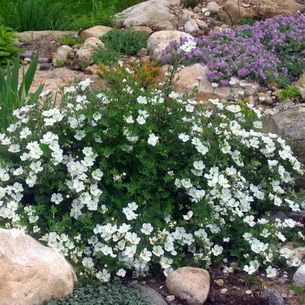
xmin=100 ymin=26 xmax=147 ymax=56
xmin=91 ymin=47 xmax=121 ymax=66
xmin=278 ymin=85 xmax=304 ymax=102
xmin=59 ymin=35 xmax=85 ymax=47
xmin=0 ymin=25 xmax=22 ymax=66
xmin=0 ymin=65 xmax=303 ymax=282
xmin=43 ymin=281 xmax=149 ymax=305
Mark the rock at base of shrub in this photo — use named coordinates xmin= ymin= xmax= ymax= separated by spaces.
xmin=132 ymin=283 xmax=167 ymax=305
xmin=0 ymin=228 xmax=77 ymax=305
xmin=261 ymin=289 xmax=284 ymax=305
xmin=293 ymin=264 xmax=305 ymax=289
xmin=166 ymin=267 xmax=210 ymax=305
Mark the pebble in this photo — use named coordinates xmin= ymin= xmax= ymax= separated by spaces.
xmin=39 ymin=63 xmax=52 ymax=71
xmin=245 ymin=290 xmax=252 ymax=295
xmin=166 ymin=295 xmax=176 ymax=302
xmin=215 ymin=279 xmax=224 ymax=287
xmin=220 ymin=288 xmax=228 ymax=294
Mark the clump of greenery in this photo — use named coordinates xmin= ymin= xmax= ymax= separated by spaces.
xmin=237 ymin=17 xmax=257 ymax=26
xmin=101 ymin=26 xmax=147 ymax=56
xmin=43 ymin=281 xmax=149 ymax=305
xmin=0 ymin=25 xmax=23 ymax=66
xmin=0 ymin=52 xmax=43 ymax=131
xmin=91 ymin=48 xmax=121 ymax=66
xmin=279 ymin=85 xmax=304 ymax=102
xmin=91 ymin=26 xmax=147 ymax=66
xmin=181 ymin=0 xmax=200 ymax=9
xmin=59 ymin=35 xmax=84 ymax=47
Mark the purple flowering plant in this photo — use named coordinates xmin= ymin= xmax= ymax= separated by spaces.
xmin=162 ymin=14 xmax=305 ymax=87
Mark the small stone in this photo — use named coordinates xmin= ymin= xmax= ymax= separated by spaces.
xmin=38 ymin=57 xmax=49 ymax=63
xmin=166 ymin=295 xmax=176 ymax=302
xmin=257 ymin=92 xmax=273 ymax=105
xmin=137 ymin=48 xmax=148 ymax=57
xmin=215 ymin=279 xmax=224 ymax=287
xmin=220 ymin=288 xmax=228 ymax=294
xmin=20 ymin=50 xmax=34 ymax=59
xmin=245 ymin=290 xmax=252 ymax=295
xmin=262 ymin=289 xmax=284 ymax=305
xmin=39 ymin=63 xmax=52 ymax=71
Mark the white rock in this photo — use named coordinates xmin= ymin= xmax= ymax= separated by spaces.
xmin=115 ymin=0 xmax=180 ymax=30
xmin=184 ymin=19 xmax=200 ymax=34
xmin=76 ymin=37 xmax=104 ymax=65
xmin=0 ymin=228 xmax=77 ymax=305
xmin=166 ymin=267 xmax=210 ymax=305
xmin=147 ymin=30 xmax=193 ymax=61
xmin=293 ymin=264 xmax=305 ymax=288
xmin=52 ymin=45 xmax=73 ymax=67
xmin=206 ymin=1 xmax=221 ymax=13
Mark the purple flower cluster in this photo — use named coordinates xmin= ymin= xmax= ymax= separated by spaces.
xmin=161 ymin=14 xmax=305 ymax=87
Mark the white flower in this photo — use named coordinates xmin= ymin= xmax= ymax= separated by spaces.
xmin=153 ymin=245 xmax=164 ymax=257
xmin=280 ymin=248 xmax=292 ymax=259
xmin=125 ymin=115 xmax=134 ymax=123
xmin=136 ymin=115 xmax=146 ymax=125
xmin=137 ymin=96 xmax=148 ymax=104
xmin=178 ymin=133 xmax=190 ymax=142
xmin=82 ymin=257 xmax=94 ymax=268
xmin=266 ymin=266 xmax=277 ymax=278
xmin=141 ymin=223 xmax=154 ymax=235
xmin=116 ymin=268 xmax=126 ymax=277
xmin=96 ymin=268 xmax=111 ymax=282
xmin=183 ymin=210 xmax=193 ymax=220
xmin=212 ymin=245 xmax=223 ymax=256
xmin=147 ymin=133 xmax=159 ymax=146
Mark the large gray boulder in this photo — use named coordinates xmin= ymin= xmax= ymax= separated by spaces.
xmin=262 ymin=101 xmax=305 ymax=163
xmin=115 ymin=0 xmax=180 ymax=30
xmin=0 ymin=228 xmax=77 ymax=305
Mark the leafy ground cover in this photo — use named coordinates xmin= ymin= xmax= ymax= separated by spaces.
xmin=162 ymin=14 xmax=305 ymax=88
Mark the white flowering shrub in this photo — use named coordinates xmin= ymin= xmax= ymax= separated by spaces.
xmin=0 ymin=66 xmax=303 ymax=281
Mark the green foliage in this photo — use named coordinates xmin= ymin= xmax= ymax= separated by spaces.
xmin=0 ymin=25 xmax=22 ymax=66
xmin=59 ymin=35 xmax=85 ymax=47
xmin=100 ymin=26 xmax=147 ymax=56
xmin=43 ymin=281 xmax=149 ymax=305
xmin=0 ymin=52 xmax=44 ymax=131
xmin=278 ymin=85 xmax=304 ymax=102
xmin=181 ymin=0 xmax=200 ymax=9
xmin=289 ymin=285 xmax=305 ymax=300
xmin=91 ymin=47 xmax=121 ymax=66
xmin=71 ymin=1 xmax=116 ymax=29
xmin=0 ymin=0 xmax=72 ymax=31
xmin=237 ymin=17 xmax=257 ymax=26
xmin=54 ymin=59 xmax=68 ymax=68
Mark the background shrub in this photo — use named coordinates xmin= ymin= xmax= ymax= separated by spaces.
xmin=100 ymin=26 xmax=147 ymax=56
xmin=0 ymin=25 xmax=22 ymax=66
